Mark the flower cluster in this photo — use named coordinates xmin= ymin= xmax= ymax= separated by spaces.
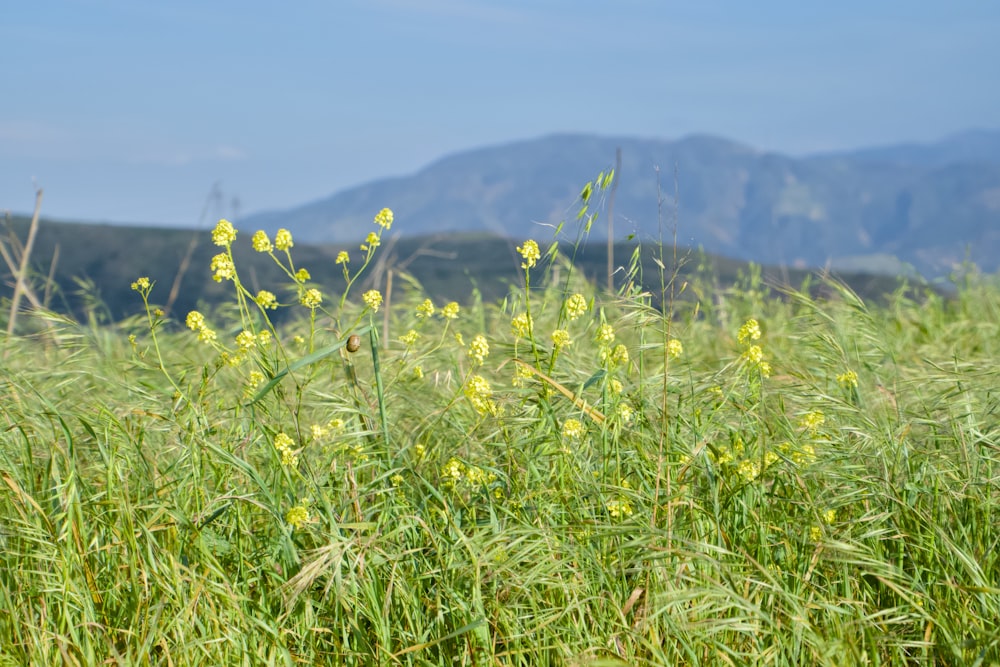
xmin=601 ymin=343 xmax=629 ymax=367
xmin=606 ymin=497 xmax=634 ymax=519
xmin=736 ymin=451 xmax=779 ymax=481
xmin=212 ymin=219 xmax=237 ymax=247
xmin=511 ymin=313 xmax=533 ymax=339
xmin=274 ymin=433 xmax=298 ymax=467
xmin=464 ymin=374 xmax=496 ymax=415
xmin=300 ymin=288 xmax=323 ymax=309
xmin=399 ymin=329 xmax=419 ymax=347
xmin=235 ymin=330 xmax=257 ymax=351
xmin=737 ymin=318 xmax=771 ymax=377
xmin=810 ymin=509 xmax=837 ymax=541
xmin=185 ymin=310 xmax=216 ymax=343
xmin=667 ymin=338 xmax=683 ymax=359
xmin=275 ymin=229 xmax=294 ymax=251
xmin=374 ymin=207 xmax=394 ymax=230
xmin=362 ymin=289 xmax=383 ymax=312
xmin=798 ymin=410 xmax=825 ymax=434
xmin=286 ymin=499 xmax=310 ymax=529
xmin=251 ymin=230 xmax=272 ymax=253
xmin=469 ymin=334 xmax=489 ymax=364
xmin=737 ymin=318 xmax=762 ymax=345
xmin=255 ymin=290 xmax=278 ymax=310
xmin=551 ymin=329 xmax=571 ymax=351
xmin=441 ymin=302 xmax=460 ymax=319
xmin=416 ymin=299 xmax=435 ymax=318
xmin=210 ymin=253 xmax=236 ymax=282
xmin=565 ymin=293 xmax=588 ymax=320
xmin=837 ymin=369 xmax=858 ymax=389
xmin=516 ymin=239 xmax=541 ymax=269
xmin=361 ymin=232 xmax=380 ymax=252
xmin=561 ymin=418 xmax=585 ymax=440
xmin=512 ymin=363 xmax=533 ymax=388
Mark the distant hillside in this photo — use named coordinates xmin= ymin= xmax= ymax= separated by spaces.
xmin=0 ymin=217 xmax=914 ymax=324
xmin=243 ymin=130 xmax=1000 ymax=278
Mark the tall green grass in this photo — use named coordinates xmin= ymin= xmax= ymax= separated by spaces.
xmin=1 ymin=205 xmax=998 ymax=666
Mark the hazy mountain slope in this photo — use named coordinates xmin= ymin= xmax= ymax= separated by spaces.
xmin=240 ymin=130 xmax=1000 ymax=276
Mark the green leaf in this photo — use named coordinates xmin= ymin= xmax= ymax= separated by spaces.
xmin=583 ymin=369 xmax=607 ymax=390
xmin=246 ymin=325 xmax=371 ymax=406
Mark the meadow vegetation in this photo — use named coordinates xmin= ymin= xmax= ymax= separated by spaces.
xmin=1 ymin=180 xmax=999 ymax=665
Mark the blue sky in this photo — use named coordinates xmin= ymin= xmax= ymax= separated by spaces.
xmin=2 ymin=0 xmax=998 ymax=226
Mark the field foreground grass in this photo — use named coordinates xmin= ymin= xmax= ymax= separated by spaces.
xmin=1 ymin=216 xmax=999 ymax=666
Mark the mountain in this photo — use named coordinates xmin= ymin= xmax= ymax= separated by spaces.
xmin=0 ymin=215 xmax=919 ymax=324
xmin=242 ymin=131 xmax=1000 ymax=277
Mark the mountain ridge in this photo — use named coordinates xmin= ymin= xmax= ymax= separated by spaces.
xmin=242 ymin=129 xmax=1000 ymax=277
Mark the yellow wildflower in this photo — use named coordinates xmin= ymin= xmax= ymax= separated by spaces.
xmin=399 ymin=329 xmax=419 ymax=346
xmin=441 ymin=302 xmax=460 ymax=319
xmin=512 ymin=363 xmax=533 ymax=387
xmin=441 ymin=458 xmax=465 ymax=488
xmin=511 ymin=313 xmax=533 ymax=338
xmin=416 ymin=299 xmax=435 ymax=318
xmin=667 ymin=339 xmax=683 ymax=359
xmin=562 ymin=418 xmax=585 ymax=440
xmin=551 ymin=329 xmax=571 ymax=350
xmin=274 ymin=433 xmax=298 ymax=467
xmin=255 ymin=290 xmax=278 ymax=310
xmin=516 ymin=239 xmax=541 ymax=269
xmin=373 ymin=207 xmax=393 ymax=230
xmin=247 ymin=370 xmax=265 ymax=389
xmin=363 ymin=289 xmax=383 ymax=312
xmin=286 ymin=500 xmax=310 ymax=529
xmin=210 ymin=253 xmax=235 ymax=282
xmin=565 ymin=293 xmax=588 ymax=320
xmin=131 ymin=276 xmax=150 ymax=291
xmin=235 ymin=330 xmax=256 ymax=351
xmin=294 ymin=268 xmax=311 ymax=283
xmin=602 ymin=343 xmax=629 ymax=366
xmin=737 ymin=319 xmax=762 ymax=345
xmin=251 ymin=230 xmax=272 ymax=253
xmin=617 ymin=403 xmax=634 ymax=424
xmin=837 ymin=370 xmax=858 ymax=389
xmin=361 ymin=231 xmax=380 ymax=251
xmin=211 ymin=219 xmax=237 ymax=247
xmin=798 ymin=410 xmax=825 ymax=434
xmin=185 ymin=311 xmax=206 ymax=331
xmin=464 ymin=374 xmax=494 ymax=415
xmin=274 ymin=228 xmax=293 ymax=251
xmin=597 ymin=323 xmax=615 ymax=344
xmin=300 ymin=288 xmax=323 ymax=309
xmin=335 ymin=250 xmax=349 ymax=264
xmin=606 ymin=498 xmax=633 ymax=519
xmin=469 ymin=334 xmax=489 ymax=364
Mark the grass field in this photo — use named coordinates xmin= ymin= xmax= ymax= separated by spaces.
xmin=1 ymin=207 xmax=998 ymax=666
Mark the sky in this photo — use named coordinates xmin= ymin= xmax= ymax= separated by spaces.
xmin=2 ymin=0 xmax=999 ymax=226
